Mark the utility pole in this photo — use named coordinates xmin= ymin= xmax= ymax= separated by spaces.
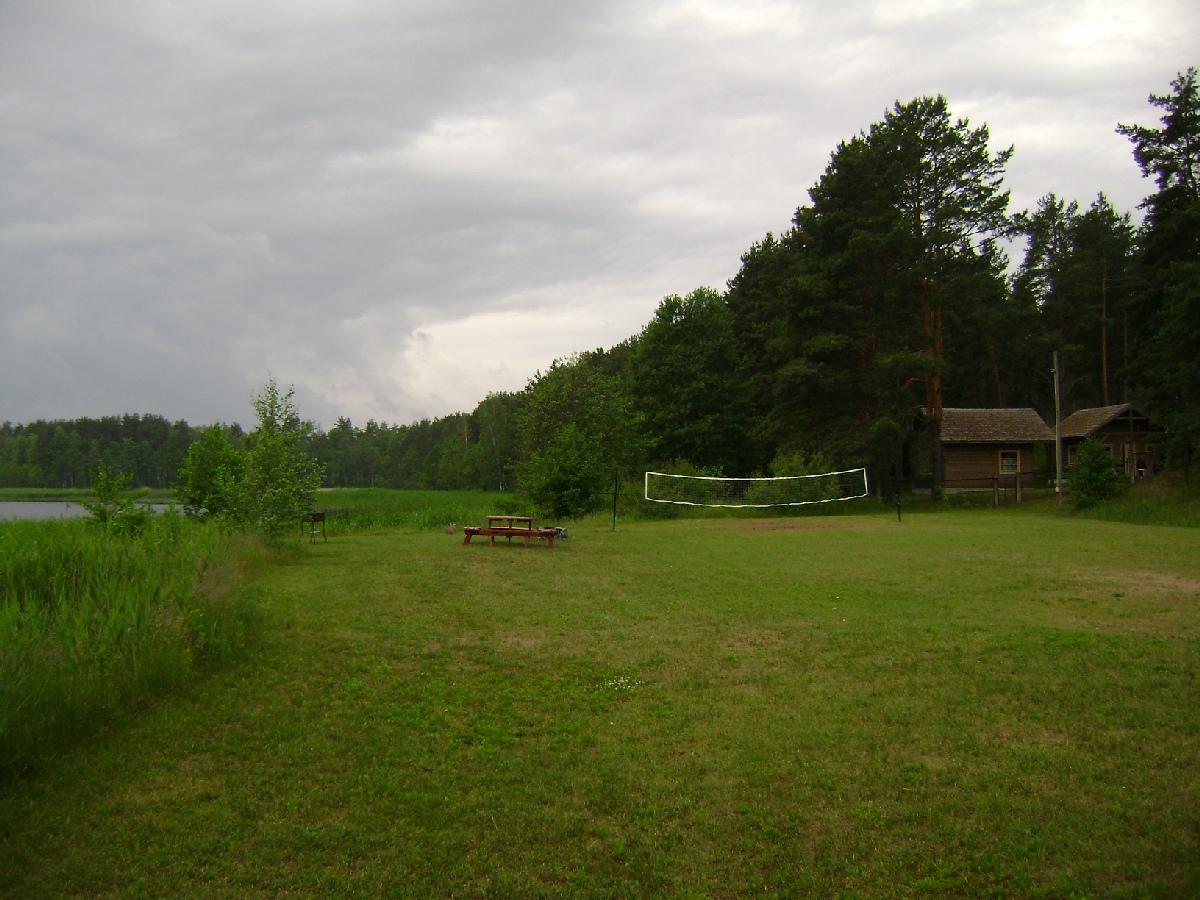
xmin=612 ymin=468 xmax=619 ymax=531
xmin=1128 ymin=406 xmax=1136 ymax=484
xmin=1053 ymin=351 xmax=1064 ymax=508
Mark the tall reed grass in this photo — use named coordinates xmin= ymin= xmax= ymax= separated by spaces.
xmin=0 ymin=514 xmax=256 ymax=778
xmin=315 ymin=489 xmax=520 ymax=532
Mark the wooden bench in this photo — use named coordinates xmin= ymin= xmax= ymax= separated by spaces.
xmin=462 ymin=515 xmax=557 ymax=548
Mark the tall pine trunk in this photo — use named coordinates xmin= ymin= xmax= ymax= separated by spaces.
xmin=1101 ymin=265 xmax=1110 ymax=406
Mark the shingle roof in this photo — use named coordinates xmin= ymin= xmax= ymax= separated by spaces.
xmin=1060 ymin=403 xmax=1141 ymax=438
xmin=940 ymin=408 xmax=1053 ymax=443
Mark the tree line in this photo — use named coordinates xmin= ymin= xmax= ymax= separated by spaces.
xmin=509 ymin=68 xmax=1199 ymax=512
xmin=0 ymin=415 xmax=214 ymax=489
xmin=4 ymin=69 xmax=1197 ymax=515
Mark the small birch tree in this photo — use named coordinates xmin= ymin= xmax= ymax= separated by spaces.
xmin=232 ymin=381 xmax=324 ymax=539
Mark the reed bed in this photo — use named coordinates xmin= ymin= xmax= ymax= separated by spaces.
xmin=0 ymin=514 xmax=255 ymax=778
xmin=313 ymin=489 xmax=520 ymax=533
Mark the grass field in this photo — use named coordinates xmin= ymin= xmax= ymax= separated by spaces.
xmin=1 ymin=509 xmax=1198 ymax=896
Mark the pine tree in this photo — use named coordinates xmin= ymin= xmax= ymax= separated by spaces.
xmin=1118 ymin=68 xmax=1200 ymax=473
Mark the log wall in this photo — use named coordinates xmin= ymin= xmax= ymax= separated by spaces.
xmin=943 ymin=444 xmax=1039 ymax=487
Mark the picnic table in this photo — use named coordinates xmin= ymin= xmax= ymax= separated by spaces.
xmin=462 ymin=515 xmax=558 ymax=548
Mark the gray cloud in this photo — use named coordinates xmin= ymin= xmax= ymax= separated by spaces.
xmin=2 ymin=0 xmax=1196 ymax=428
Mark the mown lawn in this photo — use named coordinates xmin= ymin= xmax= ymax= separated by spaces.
xmin=1 ymin=511 xmax=1197 ymax=896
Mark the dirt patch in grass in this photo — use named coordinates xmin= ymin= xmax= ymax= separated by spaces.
xmin=1091 ymin=571 xmax=1200 ymax=595
xmin=1040 ymin=568 xmax=1200 ymax=637
xmin=1062 ymin=565 xmax=1200 ymax=597
xmin=723 ymin=633 xmax=784 ymax=652
xmin=916 ymin=754 xmax=951 ymax=772
xmin=499 ymin=633 xmax=547 ymax=652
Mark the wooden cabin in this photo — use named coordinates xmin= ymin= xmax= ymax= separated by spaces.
xmin=939 ymin=408 xmax=1053 ymax=490
xmin=1060 ymin=404 xmax=1159 ymax=478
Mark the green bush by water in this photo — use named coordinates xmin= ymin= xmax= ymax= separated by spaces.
xmin=0 ymin=514 xmax=257 ymax=778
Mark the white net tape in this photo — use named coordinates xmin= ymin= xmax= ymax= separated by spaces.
xmin=644 ymin=468 xmax=869 ymax=508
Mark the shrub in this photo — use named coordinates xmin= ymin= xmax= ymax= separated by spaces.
xmin=768 ymin=449 xmax=834 ymax=477
xmin=232 ymin=382 xmax=323 ymax=539
xmin=174 ymin=425 xmax=243 ymax=518
xmin=519 ymin=424 xmax=609 ymax=519
xmin=83 ymin=462 xmax=152 ymax=536
xmin=1068 ymin=438 xmax=1124 ymax=508
xmin=176 ymin=381 xmax=323 ymax=540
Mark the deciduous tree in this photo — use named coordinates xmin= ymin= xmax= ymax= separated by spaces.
xmin=175 ymin=425 xmax=243 ymax=518
xmin=516 ymin=356 xmax=640 ymax=516
xmin=233 ymin=381 xmax=324 ymax=539
xmin=628 ymin=287 xmax=751 ymax=473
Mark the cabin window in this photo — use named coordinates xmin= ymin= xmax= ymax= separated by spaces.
xmin=1067 ymin=445 xmax=1078 ymax=466
xmin=999 ymin=451 xmax=1019 ymax=474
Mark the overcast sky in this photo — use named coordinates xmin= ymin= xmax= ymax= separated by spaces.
xmin=2 ymin=1 xmax=1196 ymax=430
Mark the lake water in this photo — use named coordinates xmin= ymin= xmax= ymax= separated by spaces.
xmin=0 ymin=502 xmax=171 ymax=521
